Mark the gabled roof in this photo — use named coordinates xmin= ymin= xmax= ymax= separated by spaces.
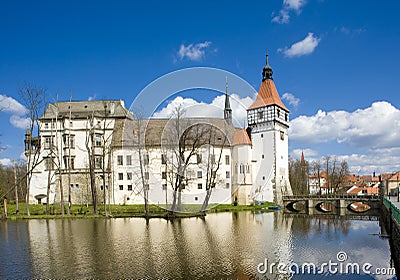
xmin=232 ymin=128 xmax=251 ymax=146
xmin=247 ymin=79 xmax=289 ymax=111
xmin=112 ymin=117 xmax=236 ymax=148
xmin=41 ymin=100 xmax=129 ymax=120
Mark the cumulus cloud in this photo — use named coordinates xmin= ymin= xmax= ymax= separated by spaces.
xmin=0 ymin=94 xmax=27 ymax=115
xmin=272 ymin=0 xmax=307 ymax=24
xmin=152 ymin=94 xmax=254 ymax=127
xmin=10 ymin=115 xmax=31 ymax=130
xmin=178 ymin=41 xmax=212 ymax=61
xmin=282 ymin=92 xmax=300 ymax=109
xmin=0 ymin=94 xmax=31 ymax=130
xmin=290 ymin=101 xmax=400 ymax=150
xmin=279 ymin=33 xmax=320 ymax=57
xmin=0 ymin=158 xmax=12 ymax=166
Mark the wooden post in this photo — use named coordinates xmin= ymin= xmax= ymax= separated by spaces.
xmin=3 ymin=198 xmax=7 ymax=219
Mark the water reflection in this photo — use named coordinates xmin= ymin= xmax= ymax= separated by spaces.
xmin=0 ymin=212 xmax=396 ymax=279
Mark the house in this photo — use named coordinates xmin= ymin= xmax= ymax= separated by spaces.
xmin=26 ymin=55 xmax=292 ymax=206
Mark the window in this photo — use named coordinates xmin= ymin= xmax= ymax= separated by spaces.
xmin=246 ymin=164 xmax=250 ymax=174
xmin=117 ymin=155 xmax=123 ymax=166
xmin=211 ymin=171 xmax=217 ymax=178
xmin=44 ymin=123 xmax=49 ymax=129
xmin=69 ymin=121 xmax=73 ymax=128
xmin=162 ymin=172 xmax=167 ymax=179
xmin=226 ymin=171 xmax=230 ymax=179
xmin=161 ymin=154 xmax=166 ymax=164
xmin=198 ymin=183 xmax=203 ymax=189
xmin=258 ymin=110 xmax=264 ymax=120
xmin=280 ymin=131 xmax=284 ymax=140
xmin=225 ymin=183 xmax=230 ymax=189
xmin=128 ymin=185 xmax=133 ymax=191
xmin=126 ymin=155 xmax=132 ymax=166
xmin=118 ymin=173 xmax=123 ymax=180
xmin=119 ymin=185 xmax=123 ymax=190
xmin=63 ymin=157 xmax=75 ymax=169
xmin=211 ymin=154 xmax=216 ymax=164
xmin=45 ymin=158 xmax=54 ymax=170
xmin=194 ymin=196 xmax=198 ymax=201
xmin=197 ymin=171 xmax=202 ymax=179
xmin=44 ymin=136 xmax=53 ymax=149
xmin=75 ymin=184 xmax=79 ymax=188
xmin=240 ymin=164 xmax=244 ymax=174
xmin=144 ymin=172 xmax=149 ymax=180
xmin=162 ymin=184 xmax=167 ymax=190
xmin=95 ymin=134 xmax=102 ymax=147
xmin=261 ymin=134 xmax=263 ymax=138
xmin=67 ymin=135 xmax=75 ymax=148
xmin=127 ymin=172 xmax=132 ymax=180
xmin=225 ymin=155 xmax=230 ymax=165
xmin=262 ymin=154 xmax=264 ymax=159
xmin=143 ymin=154 xmax=149 ymax=165
xmin=144 ymin=184 xmax=149 ymax=191
xmin=197 ymin=154 xmax=202 ymax=164
xmin=95 ymin=156 xmax=102 ymax=169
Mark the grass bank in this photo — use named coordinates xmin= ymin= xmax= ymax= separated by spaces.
xmin=1 ymin=201 xmax=278 ymax=220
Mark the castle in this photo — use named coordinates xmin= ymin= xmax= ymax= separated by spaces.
xmin=26 ymin=55 xmax=292 ymax=207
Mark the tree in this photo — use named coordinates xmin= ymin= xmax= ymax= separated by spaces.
xmin=161 ymin=105 xmax=207 ymax=214
xmin=289 ymin=157 xmax=309 ymax=195
xmin=200 ymin=123 xmax=228 ymax=212
xmin=85 ymin=113 xmax=98 ymax=214
xmin=21 ymin=85 xmax=45 ymax=216
xmin=311 ymin=160 xmax=322 ymax=194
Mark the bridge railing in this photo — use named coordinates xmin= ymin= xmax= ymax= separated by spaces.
xmin=383 ymin=197 xmax=400 ymax=224
xmin=283 ymin=194 xmax=379 ymax=200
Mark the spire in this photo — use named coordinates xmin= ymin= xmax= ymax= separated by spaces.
xmin=262 ymin=52 xmax=273 ymax=81
xmin=224 ymin=77 xmax=232 ymax=123
xmin=301 ymin=151 xmax=305 ymax=164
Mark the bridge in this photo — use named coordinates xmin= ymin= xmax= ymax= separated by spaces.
xmin=282 ymin=194 xmax=380 ymax=215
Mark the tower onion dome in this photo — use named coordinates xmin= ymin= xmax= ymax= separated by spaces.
xmin=262 ymin=53 xmax=273 ymax=80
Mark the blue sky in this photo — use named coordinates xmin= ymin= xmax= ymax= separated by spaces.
xmin=1 ymin=0 xmax=400 ymax=175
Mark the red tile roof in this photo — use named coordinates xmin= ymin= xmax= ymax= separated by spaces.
xmin=248 ymin=79 xmax=288 ymax=111
xmin=232 ymin=128 xmax=252 ymax=145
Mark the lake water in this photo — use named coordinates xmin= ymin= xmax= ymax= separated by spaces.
xmin=0 ymin=212 xmax=397 ymax=279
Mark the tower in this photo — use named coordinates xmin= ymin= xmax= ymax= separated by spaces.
xmin=247 ymin=53 xmax=292 ymax=204
xmin=224 ymin=77 xmax=232 ymax=124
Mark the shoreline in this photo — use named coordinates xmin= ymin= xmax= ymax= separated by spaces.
xmin=1 ymin=202 xmax=277 ymax=220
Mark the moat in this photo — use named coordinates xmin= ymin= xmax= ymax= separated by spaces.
xmin=0 ymin=211 xmax=397 ymax=279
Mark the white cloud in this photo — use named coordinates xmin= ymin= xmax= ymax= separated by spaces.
xmin=178 ymin=41 xmax=212 ymax=61
xmin=0 ymin=94 xmax=31 ymax=129
xmin=290 ymin=148 xmax=318 ymax=159
xmin=272 ymin=0 xmax=306 ymax=24
xmin=0 ymin=94 xmax=27 ymax=115
xmin=282 ymin=92 xmax=300 ymax=108
xmin=10 ymin=115 xmax=31 ymax=130
xmin=152 ymin=94 xmax=254 ymax=127
xmin=0 ymin=158 xmax=12 ymax=166
xmin=290 ymin=101 xmax=400 ymax=150
xmin=279 ymin=33 xmax=320 ymax=57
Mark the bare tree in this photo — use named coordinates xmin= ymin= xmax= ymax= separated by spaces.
xmin=311 ymin=160 xmax=322 ymax=194
xmin=289 ymin=157 xmax=309 ymax=195
xmin=21 ymin=85 xmax=45 ymax=216
xmin=85 ymin=113 xmax=98 ymax=214
xmin=162 ymin=105 xmax=207 ymax=214
xmin=200 ymin=124 xmax=228 ymax=212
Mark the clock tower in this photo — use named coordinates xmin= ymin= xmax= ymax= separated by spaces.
xmin=247 ymin=54 xmax=293 ymax=204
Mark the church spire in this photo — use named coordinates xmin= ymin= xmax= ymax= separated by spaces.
xmin=224 ymin=77 xmax=232 ymax=124
xmin=262 ymin=52 xmax=273 ymax=81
